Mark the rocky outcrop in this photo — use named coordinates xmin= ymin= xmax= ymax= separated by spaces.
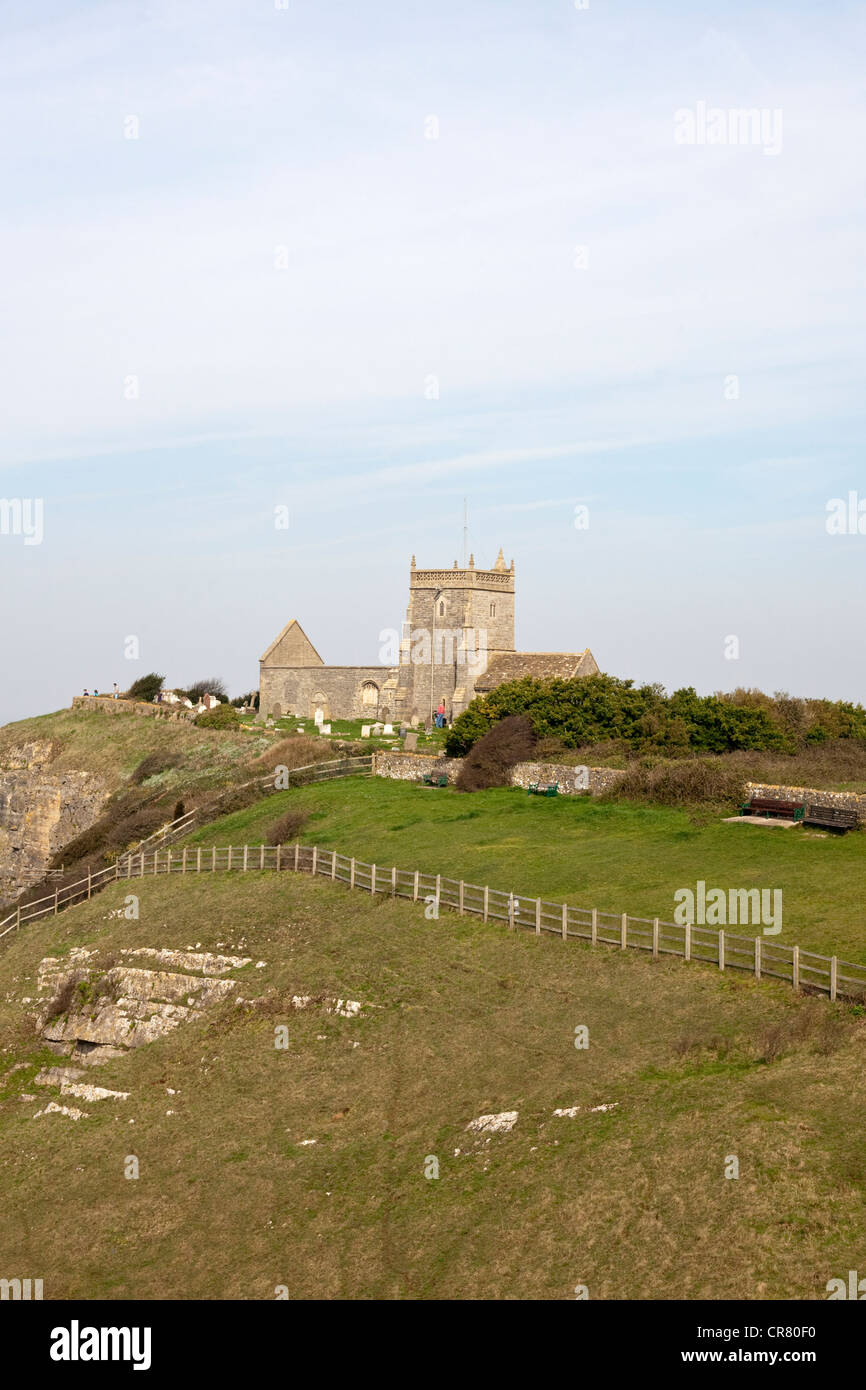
xmin=35 ymin=946 xmax=251 ymax=1063
xmin=0 ymin=741 xmax=106 ymax=902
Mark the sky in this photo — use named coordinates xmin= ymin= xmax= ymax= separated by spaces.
xmin=0 ymin=0 xmax=864 ymax=726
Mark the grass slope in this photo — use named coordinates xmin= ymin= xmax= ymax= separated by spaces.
xmin=1 ymin=870 xmax=865 ymax=1299
xmin=181 ymin=777 xmax=866 ymax=963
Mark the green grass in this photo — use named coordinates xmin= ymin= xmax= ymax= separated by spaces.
xmin=181 ymin=777 xmax=866 ymax=963
xmin=1 ymin=870 xmax=865 ymax=1299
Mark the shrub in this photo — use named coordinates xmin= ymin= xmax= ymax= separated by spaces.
xmin=605 ymin=758 xmax=746 ymax=809
xmin=125 ymin=673 xmax=165 ymax=703
xmin=195 ymin=703 xmax=239 ymax=729
xmin=130 ymin=751 xmax=183 ymax=785
xmin=186 ymin=677 xmax=229 ymax=704
xmin=456 ymin=715 xmax=536 ymax=792
xmin=267 ymin=809 xmax=309 ymax=844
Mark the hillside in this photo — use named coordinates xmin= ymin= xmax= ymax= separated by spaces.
xmin=1 ymin=866 xmax=866 ymax=1300
xmin=180 ymin=776 xmax=866 ymax=964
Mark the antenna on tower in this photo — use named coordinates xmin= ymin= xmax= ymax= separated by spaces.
xmin=463 ymin=496 xmax=468 ymax=568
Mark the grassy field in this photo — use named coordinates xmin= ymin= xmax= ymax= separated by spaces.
xmin=180 ymin=776 xmax=866 ymax=964
xmin=1 ymin=869 xmax=865 ymax=1300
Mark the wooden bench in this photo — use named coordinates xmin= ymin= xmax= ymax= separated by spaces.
xmin=803 ymin=804 xmax=859 ymax=832
xmin=528 ymin=781 xmax=559 ymax=797
xmin=421 ymin=772 xmax=448 ymax=788
xmin=740 ymin=797 xmax=805 ymax=821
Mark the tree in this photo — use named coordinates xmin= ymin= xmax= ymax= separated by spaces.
xmin=125 ymin=673 xmax=165 ymax=703
xmin=185 ymin=677 xmax=229 ymax=704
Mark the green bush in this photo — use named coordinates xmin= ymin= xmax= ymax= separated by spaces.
xmin=125 ymin=672 xmax=165 ymax=703
xmin=195 ymin=703 xmax=239 ymax=729
xmin=446 ymin=675 xmax=866 ymax=760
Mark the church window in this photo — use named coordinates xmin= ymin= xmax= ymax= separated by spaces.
xmin=360 ymin=681 xmax=379 ymax=706
xmin=489 ymin=602 xmax=496 ymax=617
xmin=439 ymin=601 xmax=445 ymax=616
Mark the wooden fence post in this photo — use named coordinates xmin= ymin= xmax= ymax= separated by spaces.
xmin=459 ymin=881 xmax=464 ymax=915
xmin=260 ymin=845 xmax=265 ymax=870
xmin=718 ymin=930 xmax=725 ymax=971
xmin=295 ymin=844 xmax=299 ymax=872
xmin=212 ymin=847 xmax=216 ymax=873
xmin=243 ymin=846 xmax=249 ymax=872
xmin=87 ymin=869 xmax=92 ymax=901
xmin=536 ymin=898 xmax=541 ymax=936
xmin=436 ymin=874 xmax=441 ymax=912
xmin=54 ymin=887 xmax=58 ymax=915
xmin=371 ymin=864 xmax=376 ymax=895
xmin=508 ymin=893 xmax=515 ymax=930
xmin=483 ymin=886 xmax=488 ymax=922
xmin=277 ymin=844 xmax=281 ymax=872
xmin=154 ymin=850 xmax=158 ymax=876
xmin=140 ymin=853 xmax=144 ymax=877
xmin=392 ymin=866 xmax=397 ymax=897
xmin=591 ymin=908 xmax=597 ymax=945
xmin=15 ymin=906 xmax=20 ymax=932
xmin=183 ymin=848 xmax=188 ymax=873
xmin=562 ymin=903 xmax=568 ymax=941
xmin=413 ymin=870 xmax=419 ymax=902
xmin=685 ymin=923 xmax=691 ymax=961
xmin=792 ymin=944 xmax=799 ymax=992
xmin=755 ymin=937 xmax=761 ymax=981
xmin=312 ymin=847 xmax=318 ymax=876
xmin=652 ymin=918 xmax=659 ymax=959
xmin=621 ymin=912 xmax=627 ymax=949
xmin=333 ymin=851 xmax=338 ymax=881
xmin=350 ymin=858 xmax=355 ymax=889
xmin=830 ymin=956 xmax=837 ymax=1001
xmin=197 ymin=848 xmax=202 ymax=873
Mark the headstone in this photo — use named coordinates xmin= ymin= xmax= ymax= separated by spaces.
xmin=272 ymin=703 xmax=282 ymax=720
xmin=361 ymin=725 xmax=371 ymax=738
xmin=371 ymin=723 xmax=384 ymax=735
xmin=403 ymin=732 xmax=418 ymax=751
xmin=410 ymin=715 xmax=420 ymax=728
xmin=320 ymin=723 xmax=331 ymax=735
xmin=266 ymin=718 xmax=274 ymax=728
xmin=314 ymin=708 xmax=324 ymax=726
xmin=296 ymin=726 xmax=304 ymax=732
xmin=383 ymin=723 xmax=393 ymax=734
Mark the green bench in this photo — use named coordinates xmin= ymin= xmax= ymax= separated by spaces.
xmin=528 ymin=781 xmax=559 ymax=797
xmin=421 ymin=772 xmax=448 ymax=788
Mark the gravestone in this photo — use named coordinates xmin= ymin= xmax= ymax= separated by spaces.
xmin=320 ymin=723 xmax=331 ymax=735
xmin=409 ymin=715 xmax=420 ymax=728
xmin=403 ymin=732 xmax=418 ymax=752
xmin=314 ymin=708 xmax=324 ymax=726
xmin=296 ymin=726 xmax=305 ymax=732
xmin=371 ymin=723 xmax=384 ymax=735
xmin=272 ymin=703 xmax=282 ymax=720
xmin=361 ymin=725 xmax=371 ymax=738
xmin=383 ymin=723 xmax=393 ymax=734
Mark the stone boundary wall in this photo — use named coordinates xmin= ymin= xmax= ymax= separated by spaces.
xmin=744 ymin=782 xmax=866 ymax=821
xmin=371 ymin=753 xmax=865 ymax=817
xmin=71 ymin=696 xmax=196 ymax=723
xmin=371 ymin=749 xmax=622 ymax=794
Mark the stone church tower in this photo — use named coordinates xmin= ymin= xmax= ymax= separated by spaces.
xmin=393 ymin=549 xmax=515 ymax=722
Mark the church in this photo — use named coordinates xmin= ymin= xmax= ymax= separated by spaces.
xmin=258 ymin=550 xmax=599 ymax=725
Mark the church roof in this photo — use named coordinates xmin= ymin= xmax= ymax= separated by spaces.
xmin=474 ymin=650 xmax=598 ymax=691
xmin=259 ymin=619 xmax=325 ymax=667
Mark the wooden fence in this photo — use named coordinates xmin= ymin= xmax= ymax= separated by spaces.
xmin=3 ymin=838 xmax=865 ymax=1004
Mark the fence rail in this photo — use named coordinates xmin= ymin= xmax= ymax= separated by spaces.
xmin=2 ymin=838 xmax=865 ymax=1004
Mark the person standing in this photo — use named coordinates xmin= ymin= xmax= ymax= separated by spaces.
xmin=436 ymin=700 xmax=446 ymax=728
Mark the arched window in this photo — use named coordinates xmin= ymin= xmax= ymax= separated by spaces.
xmin=439 ymin=600 xmax=445 ymax=617
xmin=489 ymin=602 xmax=496 ymax=617
xmin=360 ymin=681 xmax=379 ymax=707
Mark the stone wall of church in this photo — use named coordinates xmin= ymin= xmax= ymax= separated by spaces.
xmin=260 ymin=666 xmax=395 ymax=722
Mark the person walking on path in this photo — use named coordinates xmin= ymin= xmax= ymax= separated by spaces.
xmin=436 ymin=700 xmax=446 ymax=728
